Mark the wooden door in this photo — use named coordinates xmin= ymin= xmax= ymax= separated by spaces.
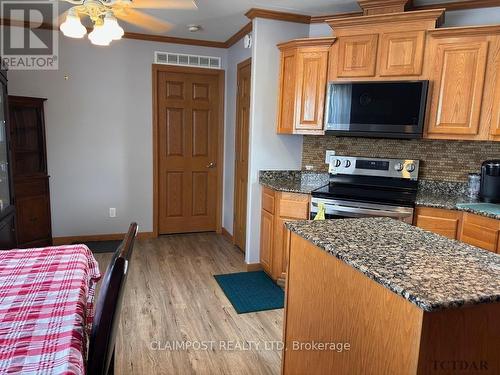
xmin=157 ymin=69 xmax=221 ymax=234
xmin=426 ymin=37 xmax=488 ymax=138
xmin=276 ymin=48 xmax=297 ymax=134
xmin=233 ymin=59 xmax=251 ymax=251
xmin=335 ymin=34 xmax=378 ymax=78
xmin=378 ymin=30 xmax=425 ymax=76
xmin=294 ymin=48 xmax=329 ymax=134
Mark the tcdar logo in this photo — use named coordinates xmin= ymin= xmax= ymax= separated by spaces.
xmin=1 ymin=0 xmax=59 ymax=70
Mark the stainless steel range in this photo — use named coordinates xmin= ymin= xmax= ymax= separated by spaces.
xmin=310 ymin=156 xmax=420 ymax=224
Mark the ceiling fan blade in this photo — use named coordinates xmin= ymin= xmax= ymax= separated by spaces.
xmin=115 ymin=9 xmax=174 ymax=33
xmin=130 ymin=0 xmax=198 ymax=10
xmin=57 ymin=9 xmax=69 ymax=26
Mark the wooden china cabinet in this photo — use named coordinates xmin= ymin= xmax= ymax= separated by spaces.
xmin=8 ymin=96 xmax=52 ymax=247
xmin=0 ymin=61 xmax=17 ymax=249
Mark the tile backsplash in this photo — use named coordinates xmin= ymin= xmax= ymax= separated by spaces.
xmin=302 ymin=136 xmax=500 ymax=182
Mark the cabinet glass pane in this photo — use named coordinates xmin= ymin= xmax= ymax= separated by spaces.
xmin=0 ymin=88 xmax=11 ymax=211
xmin=11 ymin=107 xmax=45 ymax=175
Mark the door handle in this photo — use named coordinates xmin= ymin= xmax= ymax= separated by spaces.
xmin=206 ymin=162 xmax=216 ymax=169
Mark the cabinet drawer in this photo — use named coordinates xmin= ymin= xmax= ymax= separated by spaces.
xmin=262 ymin=187 xmax=275 ymax=214
xmin=15 ymin=178 xmax=49 ymax=198
xmin=279 ymin=194 xmax=309 ymax=220
xmin=414 ymin=207 xmax=461 ymax=239
xmin=460 ymin=213 xmax=500 ymax=253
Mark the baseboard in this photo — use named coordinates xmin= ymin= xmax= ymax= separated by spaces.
xmin=246 ymin=262 xmax=262 ymax=272
xmin=221 ymin=227 xmax=233 ymax=243
xmin=52 ymin=231 xmax=154 ymax=246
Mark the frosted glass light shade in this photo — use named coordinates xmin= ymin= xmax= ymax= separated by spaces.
xmin=88 ymin=23 xmax=112 ymax=46
xmin=103 ymin=13 xmax=124 ymax=40
xmin=60 ymin=10 xmax=87 ymax=38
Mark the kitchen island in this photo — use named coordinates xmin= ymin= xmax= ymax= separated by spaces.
xmin=283 ymin=217 xmax=500 ymax=375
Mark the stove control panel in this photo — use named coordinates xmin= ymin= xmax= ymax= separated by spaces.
xmin=329 ymin=156 xmax=419 ymax=180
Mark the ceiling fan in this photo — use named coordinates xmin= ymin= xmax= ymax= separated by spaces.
xmin=59 ymin=0 xmax=198 ymax=46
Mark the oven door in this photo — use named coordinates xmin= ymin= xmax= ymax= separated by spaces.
xmin=310 ymin=197 xmax=414 ymax=224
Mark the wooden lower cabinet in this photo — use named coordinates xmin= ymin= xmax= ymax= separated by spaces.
xmin=259 ymin=187 xmax=309 ymax=283
xmin=460 ymin=212 xmax=500 ymax=253
xmin=414 ymin=207 xmax=500 ymax=253
xmin=414 ymin=207 xmax=461 ymax=239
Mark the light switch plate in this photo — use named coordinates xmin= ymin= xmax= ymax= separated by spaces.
xmin=325 ymin=150 xmax=336 ymax=164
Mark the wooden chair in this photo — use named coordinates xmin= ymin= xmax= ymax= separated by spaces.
xmin=87 ymin=222 xmax=138 ymax=375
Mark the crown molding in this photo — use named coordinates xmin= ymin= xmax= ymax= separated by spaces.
xmin=427 ymin=24 xmax=500 ymax=37
xmin=123 ymin=32 xmax=227 ymax=48
xmin=245 ymin=8 xmax=311 ymax=24
xmin=413 ymin=0 xmax=500 ymax=12
xmin=326 ymin=8 xmax=445 ymax=29
xmin=224 ymin=22 xmax=252 ymax=48
xmin=277 ymin=36 xmax=336 ymax=50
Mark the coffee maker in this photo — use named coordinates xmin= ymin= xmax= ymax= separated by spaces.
xmin=480 ymin=160 xmax=500 ymax=203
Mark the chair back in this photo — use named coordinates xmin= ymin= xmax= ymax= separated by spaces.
xmin=87 ymin=222 xmax=138 ymax=375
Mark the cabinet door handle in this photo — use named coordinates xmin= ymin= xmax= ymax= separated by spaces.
xmin=206 ymin=162 xmax=216 ymax=169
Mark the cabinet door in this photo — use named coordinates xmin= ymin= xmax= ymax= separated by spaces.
xmin=294 ymin=49 xmax=328 ymax=133
xmin=490 ymin=46 xmax=500 ymax=139
xmin=414 ymin=207 xmax=461 ymax=239
xmin=378 ymin=31 xmax=425 ymax=76
xmin=276 ymin=49 xmax=297 ymax=134
xmin=336 ymin=34 xmax=378 ymax=78
xmin=426 ymin=37 xmax=488 ymax=137
xmin=260 ymin=209 xmax=273 ymax=275
xmin=459 ymin=213 xmax=500 ymax=253
xmin=16 ymin=194 xmax=51 ymax=246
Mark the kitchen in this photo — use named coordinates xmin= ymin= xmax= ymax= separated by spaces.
xmin=257 ymin=1 xmax=500 ymax=373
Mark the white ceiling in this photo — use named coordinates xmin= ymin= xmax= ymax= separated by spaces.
xmin=56 ymin=0 xmax=474 ymax=42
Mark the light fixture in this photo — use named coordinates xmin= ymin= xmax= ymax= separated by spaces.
xmin=88 ymin=19 xmax=112 ymax=46
xmin=187 ymin=24 xmax=201 ymax=32
xmin=103 ymin=12 xmax=124 ymax=40
xmin=60 ymin=8 xmax=87 ymax=39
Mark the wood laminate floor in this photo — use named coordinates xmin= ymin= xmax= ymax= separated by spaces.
xmin=94 ymin=233 xmax=283 ymax=375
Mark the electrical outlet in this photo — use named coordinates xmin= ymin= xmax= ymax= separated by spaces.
xmin=325 ymin=150 xmax=336 ymax=164
xmin=109 ymin=208 xmax=116 ymax=218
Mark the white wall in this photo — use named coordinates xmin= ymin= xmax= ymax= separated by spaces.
xmin=309 ymin=6 xmax=500 ymax=36
xmin=7 ymin=28 xmax=227 ymax=237
xmin=245 ymin=18 xmax=309 ymax=264
xmin=222 ymin=37 xmax=252 ymax=235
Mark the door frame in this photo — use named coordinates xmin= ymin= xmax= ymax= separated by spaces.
xmin=152 ymin=64 xmax=225 ymax=237
xmin=232 ymin=58 xmax=251 ymax=251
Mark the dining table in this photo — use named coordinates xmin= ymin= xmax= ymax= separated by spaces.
xmin=0 ymin=245 xmax=101 ymax=374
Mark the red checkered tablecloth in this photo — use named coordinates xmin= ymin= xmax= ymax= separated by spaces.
xmin=0 ymin=245 xmax=101 ymax=374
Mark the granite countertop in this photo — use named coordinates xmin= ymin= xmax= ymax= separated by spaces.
xmin=259 ymin=172 xmax=500 ymax=220
xmin=416 ymin=180 xmax=500 ymax=220
xmin=286 ymin=217 xmax=500 ymax=312
xmin=259 ymin=170 xmax=328 ymax=194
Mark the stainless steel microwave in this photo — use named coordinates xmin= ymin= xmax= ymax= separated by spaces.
xmin=324 ymin=80 xmax=429 ymax=139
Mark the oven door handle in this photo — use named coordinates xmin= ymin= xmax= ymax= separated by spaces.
xmin=324 ymin=204 xmax=413 ymax=218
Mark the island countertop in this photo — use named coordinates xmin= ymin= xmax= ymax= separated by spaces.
xmin=285 ymin=217 xmax=500 ymax=312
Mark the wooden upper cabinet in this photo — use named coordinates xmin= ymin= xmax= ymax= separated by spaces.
xmin=490 ymin=36 xmax=500 ymax=140
xmin=294 ymin=50 xmax=329 ymax=132
xmin=276 ymin=49 xmax=297 ymax=134
xmin=426 ymin=36 xmax=488 ymax=138
xmin=336 ymin=34 xmax=378 ymax=78
xmin=326 ymin=9 xmax=443 ymax=81
xmin=378 ymin=30 xmax=425 ymax=76
xmin=276 ymin=37 xmax=335 ymax=135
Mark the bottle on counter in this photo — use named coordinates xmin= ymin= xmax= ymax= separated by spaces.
xmin=467 ymin=173 xmax=481 ymax=199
